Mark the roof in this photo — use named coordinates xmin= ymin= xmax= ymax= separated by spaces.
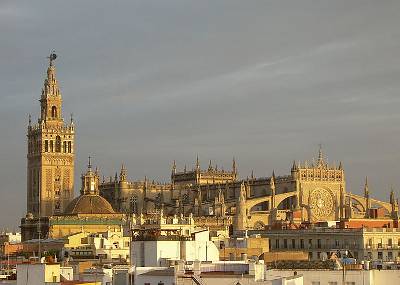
xmin=140 ymin=268 xmax=175 ymax=276
xmin=64 ymin=194 xmax=115 ymax=215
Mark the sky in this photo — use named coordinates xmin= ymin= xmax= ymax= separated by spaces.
xmin=1 ymin=0 xmax=400 ymax=228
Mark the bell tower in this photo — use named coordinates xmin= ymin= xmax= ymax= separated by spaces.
xmin=27 ymin=53 xmax=75 ymax=217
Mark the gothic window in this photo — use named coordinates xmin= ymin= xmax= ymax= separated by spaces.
xmin=55 ymin=136 xmax=61 ymax=152
xmin=51 ymin=106 xmax=57 ymax=118
xmin=45 ymin=140 xmax=49 ymax=152
xmin=55 ymin=201 xmax=60 ymax=210
xmin=63 ymin=141 xmax=67 ymax=153
xmin=68 ymin=141 xmax=72 ymax=153
xmin=50 ymin=140 xmax=54 ymax=152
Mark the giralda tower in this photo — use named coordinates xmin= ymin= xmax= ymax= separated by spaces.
xmin=27 ymin=53 xmax=75 ymax=217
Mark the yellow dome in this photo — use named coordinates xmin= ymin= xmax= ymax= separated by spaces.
xmin=64 ymin=194 xmax=115 ymax=215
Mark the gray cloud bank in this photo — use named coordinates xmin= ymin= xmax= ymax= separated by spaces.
xmin=1 ymin=0 xmax=400 ymax=228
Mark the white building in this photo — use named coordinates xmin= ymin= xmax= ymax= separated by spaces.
xmin=131 ymin=230 xmax=220 ymax=266
xmin=17 ymin=263 xmax=60 ymax=285
xmin=133 ymin=260 xmax=303 ymax=285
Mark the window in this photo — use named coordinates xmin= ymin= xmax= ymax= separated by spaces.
xmin=51 ymin=106 xmax=57 ymax=118
xmin=311 ymin=281 xmax=320 ymax=285
xmin=378 ymin=252 xmax=383 ymax=260
xmin=50 ymin=140 xmax=54 ymax=152
xmin=317 ymin=239 xmax=322 ymax=249
xmin=292 ymin=239 xmax=296 ymax=249
xmin=45 ymin=140 xmax=48 ymax=152
xmin=68 ymin=141 xmax=72 ymax=153
xmin=275 ymin=239 xmax=279 ymax=249
xmin=308 ymin=239 xmax=313 ymax=248
xmin=378 ymin=238 xmax=383 ymax=248
xmin=63 ymin=141 xmax=67 ymax=153
xmin=388 ymin=251 xmax=393 ymax=260
xmin=300 ymin=239 xmax=304 ymax=249
xmin=345 ymin=282 xmax=355 ymax=285
xmin=328 ymin=282 xmax=338 ymax=285
xmin=283 ymin=239 xmax=288 ymax=249
xmin=55 ymin=136 xmax=61 ymax=152
xmin=335 ymin=240 xmax=340 ymax=248
xmin=388 ymin=238 xmax=393 ymax=247
xmin=317 ymin=252 xmax=321 ymax=259
xmin=368 ymin=238 xmax=372 ymax=247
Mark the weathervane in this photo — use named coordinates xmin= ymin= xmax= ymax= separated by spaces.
xmin=47 ymin=50 xmax=57 ymax=66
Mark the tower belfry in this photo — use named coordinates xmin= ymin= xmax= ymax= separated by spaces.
xmin=27 ymin=53 xmax=75 ymax=217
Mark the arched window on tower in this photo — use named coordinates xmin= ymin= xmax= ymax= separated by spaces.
xmin=55 ymin=136 xmax=61 ymax=152
xmin=63 ymin=141 xmax=67 ymax=153
xmin=51 ymin=106 xmax=57 ymax=118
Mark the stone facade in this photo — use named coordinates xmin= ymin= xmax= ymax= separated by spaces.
xmin=100 ymin=148 xmax=398 ymax=230
xmin=27 ymin=53 xmax=74 ymax=217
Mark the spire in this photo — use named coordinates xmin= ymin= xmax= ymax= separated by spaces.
xmin=291 ymin=160 xmax=297 ymax=171
xmin=171 ymin=160 xmax=176 ymax=175
xmin=390 ymin=187 xmax=395 ymax=204
xmin=196 ymin=155 xmax=200 ymax=171
xmin=120 ymin=163 xmax=127 ymax=182
xmin=271 ymin=171 xmax=276 ymax=188
xmin=251 ymin=170 xmax=254 ymax=179
xmin=364 ymin=176 xmax=369 ymax=197
xmin=208 ymin=160 xmax=213 ymax=171
xmin=28 ymin=114 xmax=31 ymax=127
xmin=44 ymin=52 xmax=60 ymax=97
xmin=232 ymin=157 xmax=237 ymax=174
xmin=40 ymin=51 xmax=63 ymax=122
xmin=317 ymin=144 xmax=323 ymax=165
xmin=81 ymin=156 xmax=99 ymax=195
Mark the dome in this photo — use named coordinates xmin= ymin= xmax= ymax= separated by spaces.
xmin=64 ymin=194 xmax=115 ymax=215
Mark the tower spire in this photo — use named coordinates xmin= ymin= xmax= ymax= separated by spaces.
xmin=196 ymin=155 xmax=200 ymax=171
xmin=40 ymin=51 xmax=63 ymax=122
xmin=364 ymin=176 xmax=369 ymax=196
xmin=317 ymin=144 xmax=323 ymax=166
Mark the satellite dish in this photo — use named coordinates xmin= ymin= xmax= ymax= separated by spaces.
xmin=321 ymin=252 xmax=328 ymax=261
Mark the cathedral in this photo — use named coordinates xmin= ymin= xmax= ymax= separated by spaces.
xmin=21 ymin=54 xmax=399 ymax=241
